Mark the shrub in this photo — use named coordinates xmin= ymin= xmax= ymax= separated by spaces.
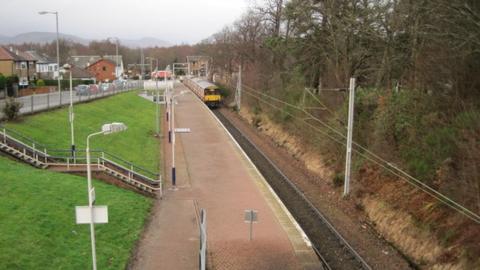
xmin=332 ymin=173 xmax=344 ymax=187
xmin=42 ymin=79 xmax=94 ymax=89
xmin=6 ymin=75 xmax=19 ymax=86
xmin=0 ymin=73 xmax=5 ymax=89
xmin=36 ymin=79 xmax=46 ymax=87
xmin=3 ymin=98 xmax=23 ymax=120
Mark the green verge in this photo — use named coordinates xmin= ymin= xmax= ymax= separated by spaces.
xmin=0 ymin=156 xmax=152 ymax=269
xmin=4 ymin=91 xmax=159 ymax=173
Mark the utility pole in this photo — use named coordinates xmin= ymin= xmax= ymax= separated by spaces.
xmin=343 ymin=77 xmax=355 ymax=197
xmin=140 ymin=47 xmax=145 ymax=80
xmin=235 ymin=64 xmax=242 ymax=111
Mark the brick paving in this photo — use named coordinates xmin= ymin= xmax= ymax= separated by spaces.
xmin=130 ymin=83 xmax=322 ymax=270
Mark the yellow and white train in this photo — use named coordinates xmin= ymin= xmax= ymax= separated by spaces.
xmin=183 ymin=77 xmax=221 ymax=108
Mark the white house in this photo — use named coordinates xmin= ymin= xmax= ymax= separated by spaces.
xmin=25 ymin=51 xmax=58 ymax=79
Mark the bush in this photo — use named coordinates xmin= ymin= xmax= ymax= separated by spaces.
xmin=332 ymin=173 xmax=344 ymax=187
xmin=42 ymin=79 xmax=95 ymax=89
xmin=3 ymin=98 xmax=23 ymax=120
xmin=0 ymin=73 xmax=5 ymax=89
xmin=6 ymin=75 xmax=19 ymax=86
xmin=36 ymin=79 xmax=46 ymax=87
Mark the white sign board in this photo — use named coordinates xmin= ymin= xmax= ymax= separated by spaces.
xmin=75 ymin=205 xmax=109 ymax=224
xmin=175 ymin=128 xmax=191 ymax=133
xmin=244 ymin=210 xmax=258 ymax=223
xmin=244 ymin=209 xmax=258 ymax=240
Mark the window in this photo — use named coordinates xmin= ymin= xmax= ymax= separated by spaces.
xmin=102 ymin=66 xmax=106 ymax=71
xmin=16 ymin=62 xmax=27 ymax=70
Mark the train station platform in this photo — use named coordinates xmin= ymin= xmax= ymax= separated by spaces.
xmin=131 ymin=83 xmax=322 ymax=270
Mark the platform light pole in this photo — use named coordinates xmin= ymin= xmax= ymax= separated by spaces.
xmin=39 ymin=11 xmax=61 ymax=105
xmin=166 ymin=70 xmax=172 ymax=143
xmin=343 ymin=78 xmax=356 ymax=197
xmin=85 ymin=123 xmax=127 ymax=270
xmin=170 ymin=91 xmax=187 ymax=188
xmin=155 ymin=75 xmax=160 ymax=136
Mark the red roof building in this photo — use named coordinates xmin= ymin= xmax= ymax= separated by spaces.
xmin=86 ymin=58 xmax=116 ymax=82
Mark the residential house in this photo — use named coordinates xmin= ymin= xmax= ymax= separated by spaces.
xmin=0 ymin=46 xmax=37 ymax=87
xmin=69 ymin=65 xmax=96 ymax=82
xmin=69 ymin=55 xmax=124 ymax=79
xmin=25 ymin=51 xmax=58 ymax=79
xmin=187 ymin=56 xmax=210 ymax=77
xmin=85 ymin=59 xmax=116 ymax=82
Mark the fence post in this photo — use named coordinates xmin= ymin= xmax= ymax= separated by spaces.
xmin=47 ymin=91 xmax=50 ymax=109
xmin=3 ymin=128 xmax=6 ymax=144
xmin=44 ymin=148 xmax=48 ymax=163
xmin=31 ymin=93 xmax=34 ymax=113
xmin=32 ymin=143 xmax=36 ymax=160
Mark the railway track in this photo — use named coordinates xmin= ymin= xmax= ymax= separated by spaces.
xmin=213 ymin=110 xmax=372 ymax=270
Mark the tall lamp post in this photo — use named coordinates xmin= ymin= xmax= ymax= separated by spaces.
xmin=62 ymin=64 xmax=75 ymax=160
xmin=170 ymin=91 xmax=187 ymax=187
xmin=85 ymin=122 xmax=127 ymax=270
xmin=39 ymin=11 xmax=61 ymax=105
xmin=107 ymin=37 xmax=120 ymax=80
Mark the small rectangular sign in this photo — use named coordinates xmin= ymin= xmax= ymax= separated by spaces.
xmin=244 ymin=210 xmax=258 ymax=223
xmin=75 ymin=205 xmax=108 ymax=224
xmin=90 ymin=188 xmax=96 ymax=206
xmin=175 ymin=128 xmax=191 ymax=133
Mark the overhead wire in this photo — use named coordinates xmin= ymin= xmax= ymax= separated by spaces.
xmin=241 ymin=85 xmax=480 ymax=224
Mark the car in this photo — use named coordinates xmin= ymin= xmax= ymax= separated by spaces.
xmin=100 ymin=83 xmax=114 ymax=92
xmin=89 ymin=84 xmax=99 ymax=95
xmin=75 ymin=84 xmax=89 ymax=96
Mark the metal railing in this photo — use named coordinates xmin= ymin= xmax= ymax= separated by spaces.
xmin=199 ymin=209 xmax=207 ymax=270
xmin=0 ymin=125 xmax=160 ymax=192
xmin=0 ymin=80 xmax=144 ymax=119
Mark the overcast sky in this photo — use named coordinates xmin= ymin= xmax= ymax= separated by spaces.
xmin=0 ymin=0 xmax=249 ymax=44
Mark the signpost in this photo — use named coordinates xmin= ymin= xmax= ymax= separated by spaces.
xmin=244 ymin=209 xmax=258 ymax=240
xmin=75 ymin=206 xmax=108 ymax=224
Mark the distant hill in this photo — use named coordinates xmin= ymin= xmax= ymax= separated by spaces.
xmin=0 ymin=32 xmax=172 ymax=48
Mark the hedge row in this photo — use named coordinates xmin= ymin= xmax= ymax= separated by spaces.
xmin=42 ymin=79 xmax=95 ymax=88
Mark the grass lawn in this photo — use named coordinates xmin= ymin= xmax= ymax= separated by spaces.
xmin=4 ymin=91 xmax=160 ymax=173
xmin=0 ymin=155 xmax=152 ymax=269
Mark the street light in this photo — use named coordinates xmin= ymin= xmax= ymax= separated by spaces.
xmin=62 ymin=63 xmax=75 ymax=160
xmin=107 ymin=37 xmax=120 ymax=80
xmin=39 ymin=11 xmax=61 ymax=105
xmin=170 ymin=91 xmax=188 ymax=188
xmin=85 ymin=122 xmax=127 ymax=270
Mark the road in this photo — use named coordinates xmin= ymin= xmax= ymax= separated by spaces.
xmin=0 ymin=88 xmax=132 ymax=118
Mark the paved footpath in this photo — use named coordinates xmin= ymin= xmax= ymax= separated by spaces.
xmin=131 ymin=83 xmax=322 ymax=270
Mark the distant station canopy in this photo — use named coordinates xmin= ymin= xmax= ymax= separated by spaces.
xmin=151 ymin=70 xmax=172 ymax=79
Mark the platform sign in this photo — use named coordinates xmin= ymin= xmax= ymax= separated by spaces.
xmin=244 ymin=209 xmax=258 ymax=240
xmin=90 ymin=187 xmax=96 ymax=206
xmin=175 ymin=128 xmax=191 ymax=133
xmin=75 ymin=205 xmax=108 ymax=224
xmin=244 ymin=210 xmax=258 ymax=223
